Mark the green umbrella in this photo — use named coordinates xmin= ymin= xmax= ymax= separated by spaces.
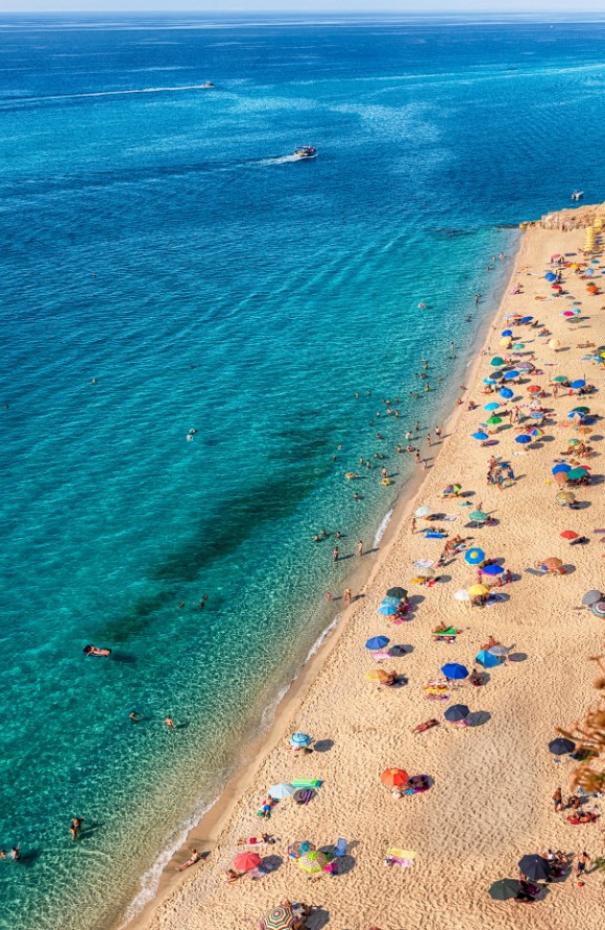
xmin=298 ymin=850 xmax=329 ymax=874
xmin=568 ymin=467 xmax=588 ymax=480
xmin=469 ymin=510 xmax=488 ymax=522
xmin=513 ymin=342 xmax=525 ymax=350
xmin=489 ymin=878 xmax=522 ymax=901
xmin=552 ymin=376 xmax=568 ymax=383
xmin=490 ymin=356 xmax=505 ymax=367
xmin=486 ymin=415 xmax=502 ymax=425
xmin=571 ymin=406 xmax=590 ymax=414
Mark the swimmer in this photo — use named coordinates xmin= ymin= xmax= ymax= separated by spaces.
xmin=164 ymin=716 xmax=175 ymax=731
xmin=332 ymin=546 xmax=340 ymax=562
xmin=129 ymin=711 xmax=142 ymax=723
xmin=83 ymin=644 xmax=111 ymax=657
xmin=69 ymin=817 xmax=83 ymax=841
xmin=198 ymin=594 xmax=208 ymax=610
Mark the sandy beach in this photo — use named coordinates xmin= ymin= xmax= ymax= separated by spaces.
xmin=129 ymin=205 xmax=605 ymax=930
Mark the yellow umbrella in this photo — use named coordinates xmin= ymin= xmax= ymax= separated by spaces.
xmin=556 ymin=490 xmax=575 ymax=504
xmin=549 ymin=338 xmax=561 ymax=350
xmin=365 ymin=669 xmax=390 ymax=684
xmin=468 ymin=584 xmax=489 ymax=597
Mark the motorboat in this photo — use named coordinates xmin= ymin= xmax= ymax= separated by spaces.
xmin=201 ymin=81 xmax=215 ymax=89
xmin=571 ymin=190 xmax=584 ymax=202
xmin=292 ymin=146 xmax=317 ymax=160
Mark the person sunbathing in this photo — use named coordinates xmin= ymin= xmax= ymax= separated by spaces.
xmin=567 ymin=810 xmax=598 ymax=824
xmin=177 ymin=849 xmax=204 ymax=871
xmin=411 ymin=719 xmax=439 ymax=734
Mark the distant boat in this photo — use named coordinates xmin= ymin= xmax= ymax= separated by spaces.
xmin=201 ymin=81 xmax=215 ymax=89
xmin=571 ymin=190 xmax=584 ymax=201
xmin=292 ymin=145 xmax=317 ymax=160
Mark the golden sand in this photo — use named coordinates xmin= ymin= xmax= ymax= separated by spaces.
xmin=131 ymin=210 xmax=605 ymax=930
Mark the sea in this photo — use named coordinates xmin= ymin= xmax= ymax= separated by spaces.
xmin=2 ymin=13 xmax=605 ymax=930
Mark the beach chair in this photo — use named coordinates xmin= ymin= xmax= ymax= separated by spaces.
xmin=334 ymin=837 xmax=347 ymax=858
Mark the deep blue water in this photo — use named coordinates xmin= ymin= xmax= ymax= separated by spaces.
xmin=1 ymin=14 xmax=605 ymax=930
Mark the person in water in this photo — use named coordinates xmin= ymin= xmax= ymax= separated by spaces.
xmin=70 ymin=817 xmax=83 ymax=841
xmin=83 ymin=644 xmax=111 ymax=657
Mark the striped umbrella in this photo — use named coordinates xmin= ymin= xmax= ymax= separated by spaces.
xmin=262 ymin=903 xmax=295 ymax=930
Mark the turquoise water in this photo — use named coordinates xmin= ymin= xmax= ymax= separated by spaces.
xmin=2 ymin=14 xmax=605 ymax=929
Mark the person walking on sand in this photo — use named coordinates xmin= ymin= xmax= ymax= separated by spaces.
xmin=576 ymin=851 xmax=591 ymax=880
xmin=411 ymin=517 xmax=417 ymax=534
xmin=435 ymin=426 xmax=442 ymax=440
xmin=356 ymin=539 xmax=364 ymax=558
xmin=553 ymin=787 xmax=563 ymax=812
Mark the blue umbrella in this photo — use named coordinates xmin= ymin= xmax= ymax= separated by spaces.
xmin=378 ymin=603 xmax=398 ymax=616
xmin=441 ymin=663 xmax=469 ymax=680
xmin=290 ymin=732 xmax=312 ymax=748
xmin=484 ymin=402 xmax=500 ymax=411
xmin=548 ymin=737 xmax=575 ymax=756
xmin=482 ymin=563 xmax=504 ymax=576
xmin=570 ymin=379 xmax=586 ymax=389
xmin=475 ymin=649 xmax=502 ymax=669
xmin=545 ymin=272 xmax=556 ymax=282
xmin=472 ymin=431 xmax=489 ymax=441
xmin=552 ymin=463 xmax=571 ymax=475
xmin=381 ymin=596 xmax=399 ymax=605
xmin=567 ymin=410 xmax=583 ymax=420
xmin=515 ymin=434 xmax=531 ymax=445
xmin=520 ymin=315 xmax=533 ymax=323
xmin=464 ymin=547 xmax=485 ymax=565
xmin=501 ymin=329 xmax=513 ymax=337
xmin=365 ymin=635 xmax=389 ymax=650
xmin=444 ymin=704 xmax=470 ymax=722
xmin=503 ymin=370 xmax=519 ymax=380
xmin=529 ymin=411 xmax=544 ymax=419
xmin=483 ymin=377 xmax=497 ymax=385
xmin=499 ymin=387 xmax=513 ymax=399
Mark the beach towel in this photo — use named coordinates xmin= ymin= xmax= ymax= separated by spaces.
xmin=385 ymin=847 xmax=416 ymax=868
xmin=291 ymin=779 xmax=323 ymax=788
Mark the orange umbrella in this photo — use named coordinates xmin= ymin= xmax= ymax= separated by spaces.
xmin=366 ymin=669 xmax=390 ymax=684
xmin=542 ymin=557 xmax=563 ymax=572
xmin=381 ymin=768 xmax=408 ymax=788
xmin=554 ymin=471 xmax=569 ymax=486
xmin=233 ymin=852 xmax=262 ymax=872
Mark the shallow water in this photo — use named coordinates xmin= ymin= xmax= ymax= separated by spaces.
xmin=1 ymin=13 xmax=605 ymax=930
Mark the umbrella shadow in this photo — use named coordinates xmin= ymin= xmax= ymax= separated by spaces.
xmin=389 ymin=644 xmax=413 ymax=657
xmin=508 ymin=652 xmax=528 ymax=662
xmin=313 ymin=739 xmax=334 ymax=753
xmin=562 ymin=565 xmax=576 ymax=575
xmin=467 ymin=710 xmax=491 ymax=727
xmin=260 ymin=854 xmax=283 ymax=874
xmin=307 ymin=908 xmax=330 ymax=930
xmin=408 ymin=595 xmax=425 ymax=607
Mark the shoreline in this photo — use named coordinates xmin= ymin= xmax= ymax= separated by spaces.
xmin=118 ymin=228 xmax=520 ymax=930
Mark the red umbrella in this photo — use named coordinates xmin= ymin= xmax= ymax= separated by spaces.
xmin=233 ymin=852 xmax=262 ymax=872
xmin=381 ymin=768 xmax=409 ymax=788
xmin=560 ymin=530 xmax=578 ymax=540
xmin=527 ymin=385 xmax=541 ymax=394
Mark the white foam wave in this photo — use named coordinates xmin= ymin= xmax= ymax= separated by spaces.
xmin=9 ymin=84 xmax=216 ymax=105
xmin=305 ymin=613 xmax=340 ymax=662
xmin=373 ymin=508 xmax=394 ymax=548
xmin=118 ymin=796 xmax=218 ymax=930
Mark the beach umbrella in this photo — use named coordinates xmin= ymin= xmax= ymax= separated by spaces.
xmin=476 ymin=649 xmax=501 ymax=669
xmin=469 ymin=510 xmax=489 ymax=523
xmin=552 ymin=463 xmax=571 ymax=475
xmin=483 ymin=377 xmax=497 ymax=385
xmin=529 ymin=427 xmax=544 ymax=438
xmin=365 ymin=635 xmax=389 ymax=651
xmin=454 ymin=589 xmax=470 ymax=602
xmin=555 ymin=490 xmax=575 ymax=505
xmin=365 ymin=668 xmax=390 ymax=684
xmin=582 ymin=590 xmax=603 ymax=607
xmin=386 ymin=587 xmax=407 ymax=599
xmin=527 ymin=384 xmax=541 ymax=394
xmin=444 ymin=704 xmax=470 ymax=722
xmin=518 ymin=855 xmax=550 ymax=881
xmin=490 ymin=356 xmax=505 ymax=367
xmin=499 ymin=387 xmax=513 ymax=399
xmin=414 ymin=505 xmax=431 ymax=518
xmin=472 ymin=431 xmax=489 ymax=441
xmin=541 ymin=557 xmax=563 ymax=572
xmin=484 ymin=402 xmax=500 ymax=411
xmin=501 ymin=329 xmax=513 ymax=337
xmin=262 ymin=903 xmax=295 ymax=930
xmin=268 ymin=783 xmax=295 ymax=801
xmin=567 ymin=410 xmax=584 ymax=420
xmin=513 ymin=343 xmax=526 ymax=351
xmin=592 ymin=601 xmax=605 ymax=618
xmin=548 ymin=737 xmax=575 ymax=756
xmin=486 ymin=415 xmax=502 ymax=426
xmin=576 ymin=425 xmax=593 ymax=435
xmin=545 ymin=272 xmax=556 ymax=282
xmin=298 ymin=850 xmax=328 ymax=874
xmin=520 ymin=316 xmax=533 ymax=323
xmin=487 ymin=644 xmax=509 ymax=657
xmin=515 ymin=434 xmax=531 ymax=445
xmin=552 ymin=375 xmax=568 ymax=383
xmin=287 ymin=840 xmax=315 ymax=860
xmin=554 ymin=470 xmax=569 ymax=487
xmin=560 ymin=530 xmax=578 ymax=541
xmin=503 ymin=370 xmax=519 ymax=380
xmin=568 ymin=467 xmax=588 ymax=480
xmin=290 ymin=732 xmax=312 ymax=748
xmin=489 ymin=878 xmax=522 ymax=901
xmin=549 ymin=338 xmax=561 ymax=350
xmin=441 ymin=662 xmax=469 ymax=680
xmin=465 ymin=547 xmax=485 ymax=565
xmin=378 ymin=602 xmax=398 ymax=616
xmin=499 ymin=337 xmax=512 ymax=347
xmin=233 ymin=851 xmax=262 ymax=872
xmin=570 ymin=379 xmax=586 ymax=389
xmin=571 ymin=406 xmax=590 ymax=414
xmin=381 ymin=768 xmax=409 ymax=788
xmin=468 ymin=584 xmax=489 ymax=597
xmin=482 ymin=563 xmax=504 ymax=576
xmin=381 ymin=595 xmax=400 ymax=605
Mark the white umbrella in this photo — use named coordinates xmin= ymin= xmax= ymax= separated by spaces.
xmin=268 ymin=783 xmax=295 ymax=801
xmin=454 ymin=589 xmax=470 ymax=602
xmin=415 ymin=505 xmax=431 ymax=518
